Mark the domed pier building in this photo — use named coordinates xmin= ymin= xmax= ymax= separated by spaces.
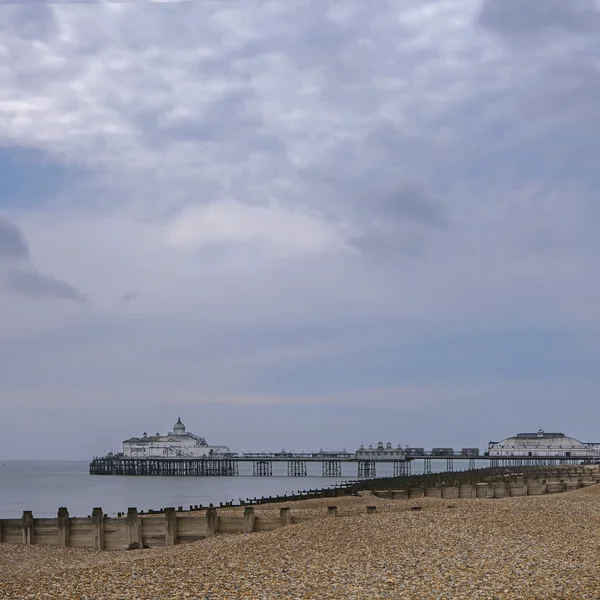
xmin=122 ymin=417 xmax=229 ymax=459
xmin=488 ymin=429 xmax=600 ymax=459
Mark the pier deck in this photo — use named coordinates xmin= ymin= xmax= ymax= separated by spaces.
xmin=89 ymin=453 xmax=590 ymax=477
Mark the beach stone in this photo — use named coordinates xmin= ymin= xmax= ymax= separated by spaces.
xmin=3 ymin=475 xmax=600 ymax=599
xmin=125 ymin=541 xmax=149 ymax=550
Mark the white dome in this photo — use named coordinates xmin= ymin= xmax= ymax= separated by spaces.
xmin=173 ymin=417 xmax=186 ymax=434
xmin=494 ymin=430 xmax=585 ymax=450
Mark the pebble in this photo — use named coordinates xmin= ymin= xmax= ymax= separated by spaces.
xmin=3 ymin=485 xmax=600 ymax=598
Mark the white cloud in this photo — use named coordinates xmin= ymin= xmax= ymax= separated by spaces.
xmin=166 ymin=199 xmax=350 ymax=256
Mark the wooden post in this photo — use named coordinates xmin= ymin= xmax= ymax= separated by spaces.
xmin=91 ymin=507 xmax=105 ymax=551
xmin=22 ymin=511 xmax=34 ymax=545
xmin=366 ymin=506 xmax=376 ymax=514
xmin=57 ymin=507 xmax=70 ymax=547
xmin=280 ymin=507 xmax=292 ymax=527
xmin=327 ymin=506 xmax=337 ymax=517
xmin=126 ymin=507 xmax=142 ymax=546
xmin=206 ymin=508 xmax=217 ymax=537
xmin=164 ymin=507 xmax=177 ymax=546
xmin=243 ymin=507 xmax=255 ymax=533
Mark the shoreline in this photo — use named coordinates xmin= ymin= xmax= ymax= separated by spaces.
xmin=3 ymin=486 xmax=600 ymax=599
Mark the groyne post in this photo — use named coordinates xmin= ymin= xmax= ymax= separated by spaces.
xmin=243 ymin=507 xmax=255 ymax=533
xmin=126 ymin=507 xmax=141 ymax=546
xmin=22 ymin=511 xmax=34 ymax=545
xmin=164 ymin=507 xmax=177 ymax=546
xmin=57 ymin=507 xmax=70 ymax=547
xmin=280 ymin=507 xmax=292 ymax=526
xmin=91 ymin=507 xmax=105 ymax=550
xmin=327 ymin=506 xmax=337 ymax=517
xmin=206 ymin=508 xmax=217 ymax=537
xmin=475 ymin=483 xmax=488 ymax=499
xmin=367 ymin=506 xmax=376 ymax=514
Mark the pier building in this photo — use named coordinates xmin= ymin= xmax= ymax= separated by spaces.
xmin=488 ymin=430 xmax=600 ymax=459
xmin=122 ymin=417 xmax=229 ymax=459
xmin=356 ymin=441 xmax=405 ymax=459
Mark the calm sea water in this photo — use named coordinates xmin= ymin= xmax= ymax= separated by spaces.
xmin=0 ymin=460 xmax=447 ymax=518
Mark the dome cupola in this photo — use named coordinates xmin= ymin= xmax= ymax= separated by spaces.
xmin=173 ymin=417 xmax=186 ymax=435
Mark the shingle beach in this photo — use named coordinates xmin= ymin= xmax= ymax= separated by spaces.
xmin=2 ymin=487 xmax=600 ymax=600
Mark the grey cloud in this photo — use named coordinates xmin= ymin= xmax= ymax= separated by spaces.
xmin=0 ymin=217 xmax=29 ymax=259
xmin=478 ymin=0 xmax=600 ymax=39
xmin=368 ymin=184 xmax=446 ymax=229
xmin=119 ymin=292 xmax=139 ymax=304
xmin=0 ymin=217 xmax=87 ymax=304
xmin=347 ymin=184 xmax=446 ymax=259
xmin=296 ymin=121 xmax=450 ymax=223
xmin=3 ymin=269 xmax=87 ymax=304
xmin=0 ymin=5 xmax=58 ymax=42
xmin=350 ymin=229 xmax=427 ymax=259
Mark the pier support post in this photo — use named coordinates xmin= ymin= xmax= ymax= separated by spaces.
xmin=164 ymin=507 xmax=177 ymax=546
xmin=322 ymin=460 xmax=342 ymax=477
xmin=91 ymin=507 xmax=105 ymax=550
xmin=126 ymin=507 xmax=142 ymax=546
xmin=287 ymin=460 xmax=308 ymax=477
xmin=253 ymin=460 xmax=273 ymax=476
xmin=280 ymin=507 xmax=292 ymax=527
xmin=358 ymin=461 xmax=376 ymax=478
xmin=206 ymin=508 xmax=217 ymax=537
xmin=243 ymin=507 xmax=255 ymax=533
xmin=327 ymin=506 xmax=337 ymax=518
xmin=57 ymin=507 xmax=70 ymax=547
xmin=22 ymin=511 xmax=34 ymax=545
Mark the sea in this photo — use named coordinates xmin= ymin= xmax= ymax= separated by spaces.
xmin=0 ymin=460 xmax=445 ymax=519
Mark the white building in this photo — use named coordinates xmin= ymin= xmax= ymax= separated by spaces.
xmin=488 ymin=429 xmax=600 ymax=459
xmin=122 ymin=417 xmax=230 ymax=458
xmin=356 ymin=441 xmax=406 ymax=459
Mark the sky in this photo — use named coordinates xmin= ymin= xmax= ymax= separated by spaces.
xmin=1 ymin=0 xmax=599 ymax=460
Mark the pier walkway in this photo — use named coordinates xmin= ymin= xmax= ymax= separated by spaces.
xmin=89 ymin=452 xmax=591 ymax=477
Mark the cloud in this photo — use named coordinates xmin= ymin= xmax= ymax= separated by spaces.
xmin=166 ymin=199 xmax=350 ymax=257
xmin=3 ymin=268 xmax=87 ymax=304
xmin=0 ymin=217 xmax=29 ymax=259
xmin=365 ymin=182 xmax=447 ymax=230
xmin=119 ymin=292 xmax=139 ymax=304
xmin=0 ymin=0 xmax=600 ymax=458
xmin=478 ymin=0 xmax=600 ymax=40
xmin=0 ymin=216 xmax=87 ymax=304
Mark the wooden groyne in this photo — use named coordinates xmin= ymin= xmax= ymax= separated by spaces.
xmin=1 ymin=466 xmax=598 ymax=551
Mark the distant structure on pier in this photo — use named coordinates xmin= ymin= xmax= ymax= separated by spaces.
xmin=122 ymin=417 xmax=229 ymax=459
xmin=488 ymin=429 xmax=600 ymax=459
xmin=356 ymin=441 xmax=405 ymax=459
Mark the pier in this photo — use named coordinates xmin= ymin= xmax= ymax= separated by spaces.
xmin=89 ymin=451 xmax=591 ymax=477
xmin=91 ymin=425 xmax=600 ymax=477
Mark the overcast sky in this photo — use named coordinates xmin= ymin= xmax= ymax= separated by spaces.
xmin=1 ymin=0 xmax=599 ymax=460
